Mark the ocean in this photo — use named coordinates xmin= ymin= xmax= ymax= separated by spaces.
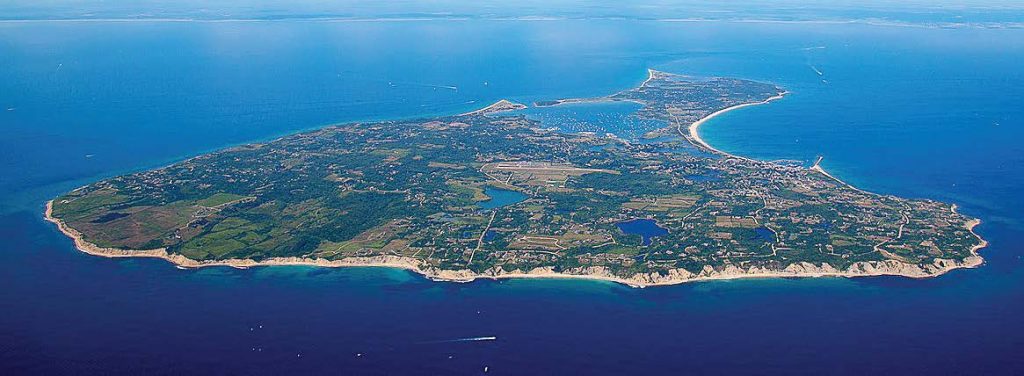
xmin=1 ymin=16 xmax=1023 ymax=375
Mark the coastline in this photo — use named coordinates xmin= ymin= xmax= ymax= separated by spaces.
xmin=681 ymin=90 xmax=882 ymax=198
xmin=683 ymin=91 xmax=788 ymax=162
xmin=810 ymin=156 xmax=878 ymax=196
xmin=45 ymin=198 xmax=987 ymax=288
xmin=458 ymin=99 xmax=526 ymax=116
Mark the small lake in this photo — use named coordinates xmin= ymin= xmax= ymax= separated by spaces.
xmin=754 ymin=227 xmax=775 ymax=242
xmin=483 ymin=229 xmax=497 ymax=241
xmin=616 ymin=218 xmax=669 ymax=246
xmin=478 ymin=187 xmax=527 ymax=209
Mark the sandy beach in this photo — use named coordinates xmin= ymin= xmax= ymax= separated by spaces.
xmin=683 ymin=91 xmax=788 ymax=160
xmin=45 ymin=197 xmax=987 ymax=288
xmin=681 ymin=91 xmax=888 ymax=200
xmin=458 ymin=99 xmax=526 ymax=116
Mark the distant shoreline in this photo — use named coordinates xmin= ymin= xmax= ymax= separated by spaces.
xmin=44 ymin=198 xmax=986 ymax=288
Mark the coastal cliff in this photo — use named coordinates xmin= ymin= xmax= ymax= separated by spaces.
xmin=46 ymin=200 xmax=986 ymax=288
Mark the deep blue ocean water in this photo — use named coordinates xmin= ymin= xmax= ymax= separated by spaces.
xmin=2 ymin=16 xmax=1023 ymax=375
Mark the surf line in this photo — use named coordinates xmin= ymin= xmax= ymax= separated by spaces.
xmin=810 ymin=156 xmax=878 ymax=196
xmin=678 ymin=93 xmax=877 ymax=197
xmin=680 ymin=91 xmax=788 ymax=162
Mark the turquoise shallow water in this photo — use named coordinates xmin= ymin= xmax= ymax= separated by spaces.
xmin=1 ymin=16 xmax=1023 ymax=375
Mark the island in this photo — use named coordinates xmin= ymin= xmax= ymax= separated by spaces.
xmin=45 ymin=70 xmax=987 ymax=287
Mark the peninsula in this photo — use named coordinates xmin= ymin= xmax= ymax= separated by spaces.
xmin=45 ymin=70 xmax=986 ymax=287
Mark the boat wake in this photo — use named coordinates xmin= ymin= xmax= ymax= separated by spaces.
xmin=809 ymin=64 xmax=824 ymax=76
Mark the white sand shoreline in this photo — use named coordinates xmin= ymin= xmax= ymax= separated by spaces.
xmin=684 ymin=91 xmax=788 ymax=161
xmin=45 ymin=199 xmax=987 ymax=288
xmin=680 ymin=90 xmax=884 ymax=199
xmin=458 ymin=99 xmax=526 ymax=116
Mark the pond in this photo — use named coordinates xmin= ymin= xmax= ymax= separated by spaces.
xmin=478 ymin=187 xmax=527 ymax=209
xmin=616 ymin=218 xmax=669 ymax=246
xmin=754 ymin=227 xmax=776 ymax=242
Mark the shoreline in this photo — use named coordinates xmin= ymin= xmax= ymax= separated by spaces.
xmin=810 ymin=156 xmax=878 ymax=196
xmin=45 ymin=198 xmax=987 ymax=288
xmin=683 ymin=91 xmax=788 ymax=162
xmin=681 ymin=90 xmax=883 ymax=198
xmin=458 ymin=99 xmax=527 ymax=116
